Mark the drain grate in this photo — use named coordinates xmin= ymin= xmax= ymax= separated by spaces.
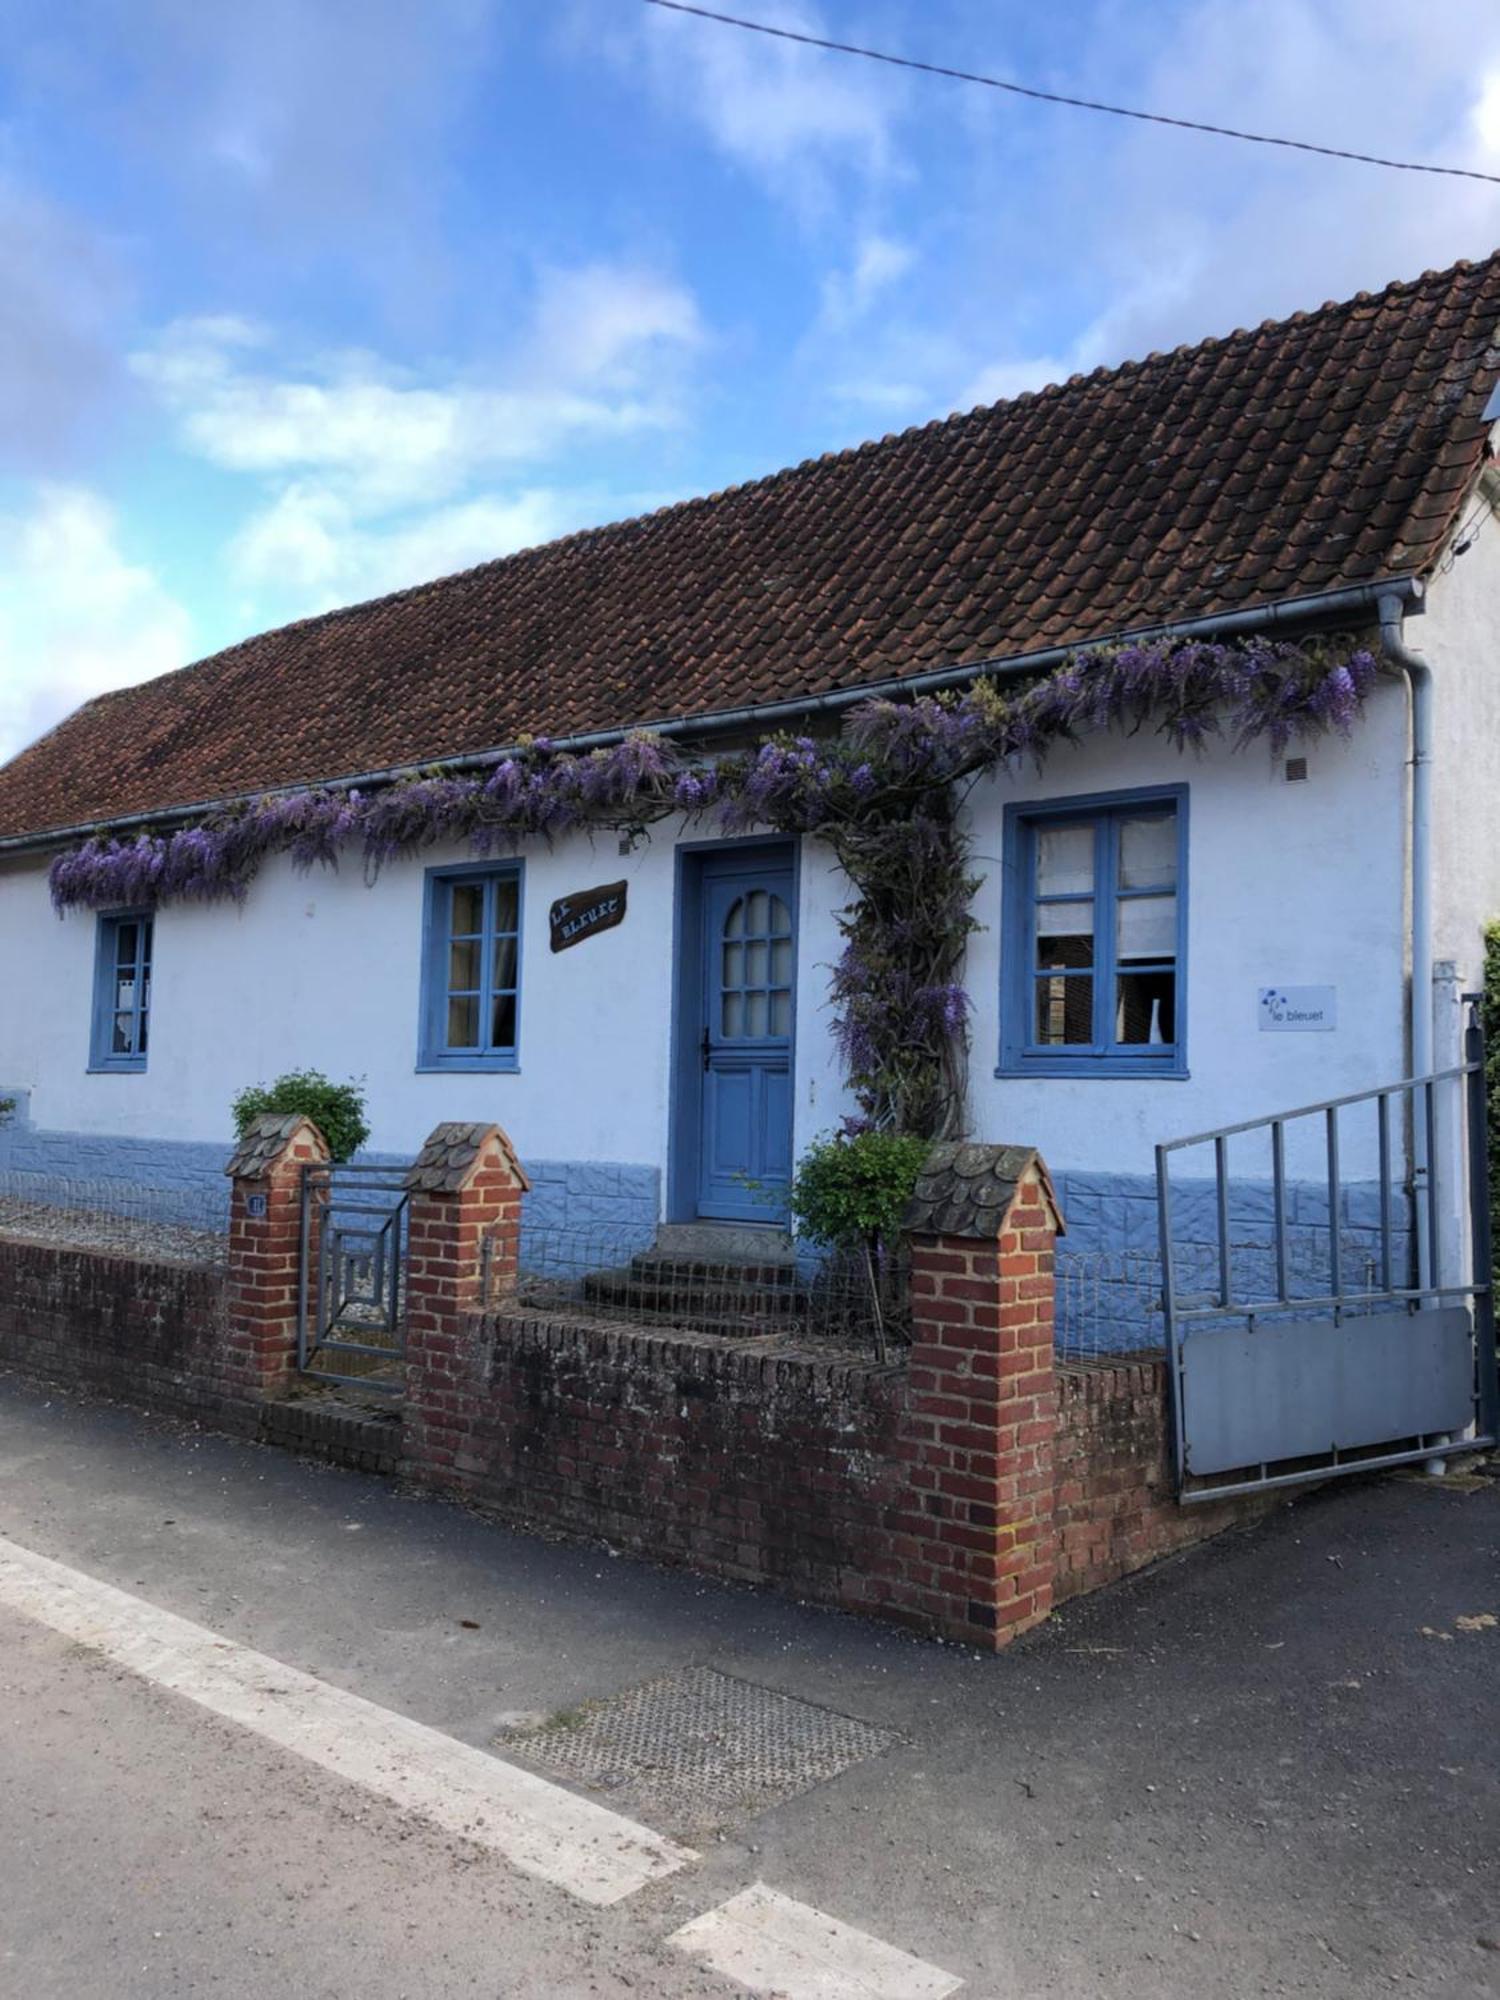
xmin=495 ymin=1665 xmax=899 ymax=1832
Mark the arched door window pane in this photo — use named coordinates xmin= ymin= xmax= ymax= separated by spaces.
xmin=720 ymin=891 xmax=793 ymax=1040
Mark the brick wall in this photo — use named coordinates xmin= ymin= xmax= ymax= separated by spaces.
xmin=0 ymin=1115 xmax=1284 ymax=1647
xmin=420 ymin=1312 xmax=907 ymax=1602
xmin=0 ymin=1236 xmax=248 ymax=1430
xmin=1053 ymin=1356 xmax=1278 ymax=1602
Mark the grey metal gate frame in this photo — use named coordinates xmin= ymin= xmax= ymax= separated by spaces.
xmin=297 ymin=1161 xmax=411 ymax=1393
xmin=1156 ymin=1001 xmax=1499 ymax=1503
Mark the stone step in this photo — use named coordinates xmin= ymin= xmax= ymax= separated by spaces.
xmin=653 ymin=1221 xmax=796 ymax=1263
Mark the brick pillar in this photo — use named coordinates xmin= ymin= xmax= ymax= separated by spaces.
xmin=892 ymin=1143 xmax=1064 ymax=1651
xmin=402 ymin=1121 xmax=530 ymax=1486
xmin=223 ymin=1112 xmax=330 ymax=1400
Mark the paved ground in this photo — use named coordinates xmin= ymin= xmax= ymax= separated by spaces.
xmin=0 ymin=1371 xmax=1496 ymax=1998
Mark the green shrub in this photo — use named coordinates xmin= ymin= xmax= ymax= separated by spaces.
xmin=230 ymin=1069 xmax=370 ymax=1164
xmin=0 ymin=1096 xmax=14 ymax=1130
xmin=790 ymin=1129 xmax=930 ymax=1253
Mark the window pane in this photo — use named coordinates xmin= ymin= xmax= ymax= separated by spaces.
xmin=450 ymin=883 xmax=484 ymax=935
xmin=113 ymin=1011 xmax=134 ymax=1055
xmin=1035 ymin=974 xmax=1093 ymax=1045
xmin=490 ymin=993 xmax=517 ymax=1050
xmin=770 ymin=989 xmax=792 ymax=1036
xmin=722 ymin=940 xmax=744 ymax=992
xmin=746 ymin=889 xmax=769 ymax=934
xmin=1119 ymin=814 xmax=1177 ymax=890
xmin=745 ymin=990 xmax=769 ymax=1037
xmin=722 ymin=991 xmax=744 ymax=1037
xmin=140 ymin=922 xmax=153 ymax=969
xmin=446 ymin=995 xmax=479 ymax=1047
xmin=115 ymin=975 xmax=137 ymax=1011
xmin=770 ymin=935 xmax=793 ymax=986
xmin=1117 ymin=893 xmax=1176 ymax=962
xmin=491 ymin=935 xmax=517 ymax=992
xmin=724 ymin=897 xmax=745 ymax=939
xmin=745 ymin=938 xmax=768 ymax=988
xmin=448 ymin=939 xmax=480 ymax=991
xmin=492 ymin=878 xmax=519 ymax=934
xmin=138 ymin=1009 xmax=148 ymax=1055
xmin=114 ymin=921 xmax=138 ymax=969
xmin=769 ymin=894 xmax=792 ymax=937
xmin=1037 ymin=899 xmax=1094 ymax=969
xmin=1036 ymin=823 xmax=1093 ymax=897
xmin=1116 ymin=970 xmax=1175 ymax=1045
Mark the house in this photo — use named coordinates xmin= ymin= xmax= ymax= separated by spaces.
xmin=3 ymin=250 xmax=1500 ymax=1305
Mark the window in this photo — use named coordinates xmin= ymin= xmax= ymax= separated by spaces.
xmin=90 ymin=913 xmax=153 ymax=1071
xmin=419 ymin=864 xmax=522 ymax=1070
xmin=1000 ymin=789 xmax=1186 ymax=1076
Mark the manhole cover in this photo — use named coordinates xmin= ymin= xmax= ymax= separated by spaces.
xmin=495 ymin=1666 xmax=899 ymax=1831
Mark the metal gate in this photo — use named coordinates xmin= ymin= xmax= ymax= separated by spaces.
xmin=298 ymin=1161 xmax=410 ymax=1392
xmin=1157 ymin=1001 xmax=1498 ymax=1502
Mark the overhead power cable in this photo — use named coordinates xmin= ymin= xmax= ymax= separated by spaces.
xmin=641 ymin=0 xmax=1500 ymax=187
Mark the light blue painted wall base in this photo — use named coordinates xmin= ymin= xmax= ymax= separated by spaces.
xmin=0 ymin=1105 xmax=1412 ymax=1354
xmin=1052 ymin=1168 xmax=1414 ymax=1354
xmin=0 ymin=1101 xmax=661 ymax=1254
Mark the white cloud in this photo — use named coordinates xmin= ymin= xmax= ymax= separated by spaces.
xmin=133 ymin=265 xmax=705 ymax=514
xmin=0 ymin=486 xmax=195 ymax=763
xmin=1470 ymin=68 xmax=1500 ymax=155
xmin=227 ymin=484 xmax=576 ymax=611
xmin=588 ymin=0 xmax=904 ymax=208
xmin=818 ymin=233 xmax=914 ymax=329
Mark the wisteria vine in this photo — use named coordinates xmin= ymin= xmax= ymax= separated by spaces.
xmin=49 ymin=633 xmax=1384 ymax=1136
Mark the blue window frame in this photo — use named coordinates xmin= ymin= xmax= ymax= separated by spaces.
xmin=418 ymin=863 xmax=523 ymax=1071
xmin=90 ymin=912 xmax=153 ymax=1072
xmin=999 ymin=787 xmax=1187 ymax=1077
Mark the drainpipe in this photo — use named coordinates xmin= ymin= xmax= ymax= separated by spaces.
xmin=1378 ymin=586 xmax=1434 ymax=1292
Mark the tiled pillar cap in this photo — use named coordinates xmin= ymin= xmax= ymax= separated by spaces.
xmin=224 ymin=1112 xmax=330 ymax=1180
xmin=902 ymin=1141 xmax=1065 ymax=1239
xmin=404 ymin=1121 xmax=531 ymax=1195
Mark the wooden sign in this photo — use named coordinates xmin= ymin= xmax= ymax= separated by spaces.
xmin=550 ymin=880 xmax=628 ymax=953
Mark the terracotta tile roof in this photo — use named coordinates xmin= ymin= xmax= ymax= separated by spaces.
xmin=3 ymin=251 xmax=1498 ymax=843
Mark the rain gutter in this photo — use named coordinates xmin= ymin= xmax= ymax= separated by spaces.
xmin=0 ymin=574 xmax=1423 ymax=858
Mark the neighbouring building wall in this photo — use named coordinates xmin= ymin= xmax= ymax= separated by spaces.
xmin=1421 ymin=496 xmax=1500 ymax=1000
xmin=2 ymin=677 xmax=1408 ymax=1287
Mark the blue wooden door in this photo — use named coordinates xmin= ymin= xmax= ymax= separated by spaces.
xmin=697 ymin=861 xmax=795 ymax=1221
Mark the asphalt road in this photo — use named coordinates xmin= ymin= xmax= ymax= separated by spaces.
xmin=0 ymin=1373 xmax=1496 ymax=1998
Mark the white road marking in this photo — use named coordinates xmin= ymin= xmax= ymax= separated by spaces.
xmin=668 ymin=1883 xmax=963 ymax=1999
xmin=0 ymin=1531 xmax=694 ymax=1906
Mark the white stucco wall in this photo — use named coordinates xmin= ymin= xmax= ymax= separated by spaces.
xmin=2 ymin=677 xmax=1410 ymax=1194
xmin=2 ymin=824 xmax=854 ymax=1181
xmin=963 ymin=679 xmax=1408 ymax=1179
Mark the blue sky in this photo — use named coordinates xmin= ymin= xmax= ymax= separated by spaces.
xmin=3 ymin=0 xmax=1500 ymax=761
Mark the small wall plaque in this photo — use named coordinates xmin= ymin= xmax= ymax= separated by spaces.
xmin=550 ymin=879 xmax=628 ymax=953
xmin=245 ymin=1192 xmax=268 ymax=1218
xmin=1259 ymin=986 xmax=1336 ymax=1032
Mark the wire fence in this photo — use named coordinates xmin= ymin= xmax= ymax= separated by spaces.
xmin=1054 ymin=1248 xmax=1164 ymax=1360
xmin=508 ymin=1226 xmax=913 ymax=1363
xmin=0 ymin=1170 xmax=228 ymax=1269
